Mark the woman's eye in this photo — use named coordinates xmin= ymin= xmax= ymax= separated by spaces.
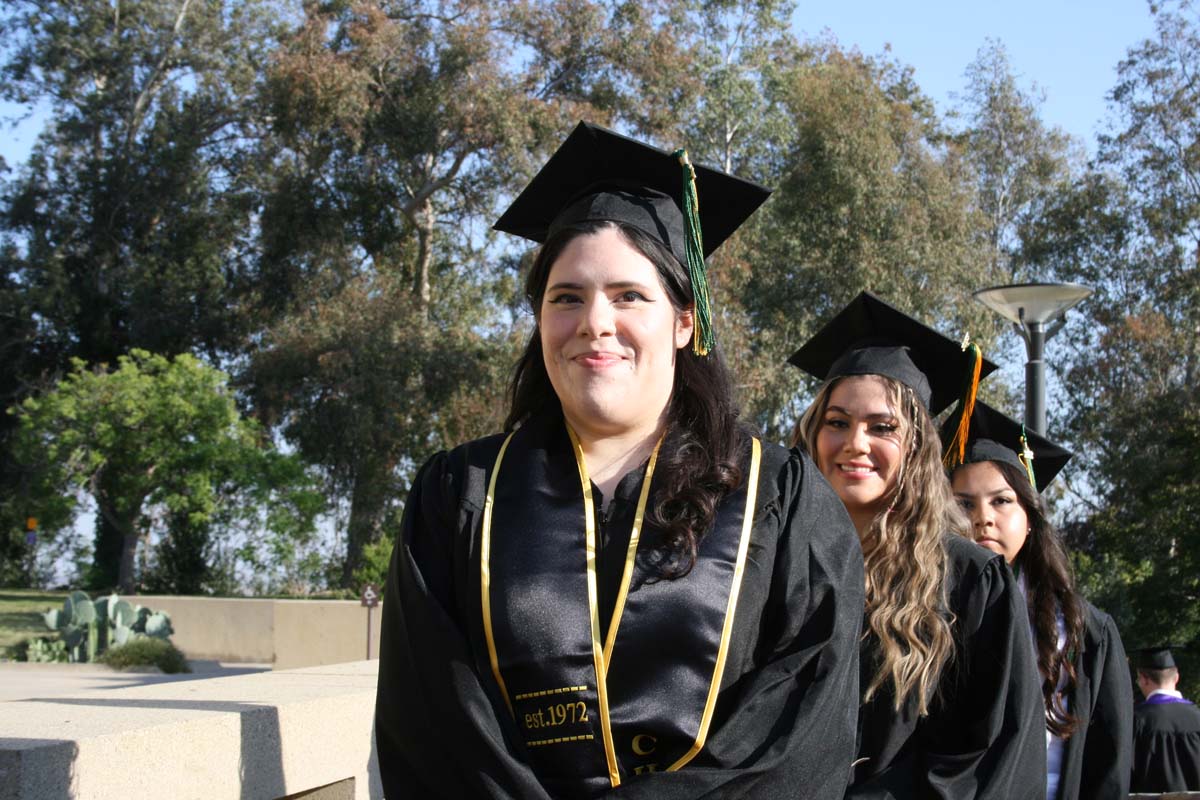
xmin=957 ymin=499 xmax=973 ymax=510
xmin=617 ymin=290 xmax=648 ymax=303
xmin=823 ymin=418 xmax=847 ymax=429
xmin=872 ymin=423 xmax=898 ymax=434
xmin=547 ymin=293 xmax=582 ymax=305
xmin=992 ymin=496 xmax=1013 ymax=506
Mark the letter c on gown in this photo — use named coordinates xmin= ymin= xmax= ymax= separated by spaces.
xmin=632 ymin=734 xmax=657 ymax=756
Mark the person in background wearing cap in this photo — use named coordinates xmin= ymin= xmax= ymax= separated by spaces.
xmin=373 ymin=122 xmax=865 ymax=799
xmin=945 ymin=400 xmax=1133 ymax=800
xmin=790 ymin=291 xmax=1045 ymax=799
xmin=1130 ymin=646 xmax=1200 ymax=793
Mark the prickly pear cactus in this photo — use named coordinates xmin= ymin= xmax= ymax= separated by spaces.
xmin=41 ymin=590 xmax=178 ymax=663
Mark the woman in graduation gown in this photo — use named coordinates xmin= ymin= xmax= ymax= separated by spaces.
xmin=374 ymin=121 xmax=866 ymax=799
xmin=789 ymin=292 xmax=1046 ymax=800
xmin=944 ymin=401 xmax=1133 ymax=800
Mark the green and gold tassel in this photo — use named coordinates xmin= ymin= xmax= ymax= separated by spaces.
xmin=675 ymin=149 xmax=713 ymax=356
xmin=1018 ymin=428 xmax=1037 ymax=488
xmin=942 ymin=340 xmax=983 ymax=469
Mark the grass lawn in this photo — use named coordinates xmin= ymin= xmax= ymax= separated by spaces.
xmin=0 ymin=588 xmax=66 ymax=652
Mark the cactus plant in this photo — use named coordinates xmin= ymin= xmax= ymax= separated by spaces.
xmin=43 ymin=591 xmax=178 ymax=663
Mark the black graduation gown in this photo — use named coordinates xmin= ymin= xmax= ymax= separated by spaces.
xmin=1053 ymin=602 xmax=1133 ymax=800
xmin=374 ymin=415 xmax=865 ymax=799
xmin=848 ymin=535 xmax=1046 ymax=800
xmin=1131 ymin=693 xmax=1200 ymax=792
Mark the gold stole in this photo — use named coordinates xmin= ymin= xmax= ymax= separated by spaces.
xmin=478 ymin=421 xmax=761 ymax=793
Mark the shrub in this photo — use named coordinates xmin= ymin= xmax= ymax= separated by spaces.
xmin=6 ymin=636 xmax=69 ymax=663
xmin=351 ymin=537 xmax=394 ymax=596
xmin=97 ymin=637 xmax=191 ymax=674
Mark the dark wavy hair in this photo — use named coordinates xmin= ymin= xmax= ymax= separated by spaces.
xmin=505 ymin=220 xmax=746 ymax=577
xmin=992 ymin=459 xmax=1085 ymax=739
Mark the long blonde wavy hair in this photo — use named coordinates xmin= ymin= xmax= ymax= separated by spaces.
xmin=793 ymin=374 xmax=965 ymax=715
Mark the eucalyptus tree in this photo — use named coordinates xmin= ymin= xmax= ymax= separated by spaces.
xmin=0 ymin=0 xmax=291 ymax=583
xmin=1028 ymin=0 xmax=1200 ymax=657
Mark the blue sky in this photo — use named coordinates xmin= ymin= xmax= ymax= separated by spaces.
xmin=792 ymin=0 xmax=1159 ymax=152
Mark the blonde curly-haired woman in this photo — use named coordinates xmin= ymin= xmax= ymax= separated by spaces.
xmin=790 ymin=292 xmax=1045 ymax=799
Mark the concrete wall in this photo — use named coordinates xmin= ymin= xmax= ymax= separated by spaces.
xmin=132 ymin=596 xmax=383 ymax=669
xmin=138 ymin=596 xmax=276 ymax=663
xmin=273 ymin=599 xmax=382 ymax=671
xmin=0 ymin=660 xmax=382 ymax=800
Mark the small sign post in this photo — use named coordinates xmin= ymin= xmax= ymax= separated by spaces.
xmin=361 ymin=583 xmax=380 ymax=660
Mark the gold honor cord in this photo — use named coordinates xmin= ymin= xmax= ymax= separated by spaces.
xmin=566 ymin=424 xmax=621 ymax=787
xmin=481 ymin=431 xmax=517 ymax=715
xmin=603 ymin=437 xmax=664 ymax=669
xmin=668 ymin=437 xmax=762 ymax=772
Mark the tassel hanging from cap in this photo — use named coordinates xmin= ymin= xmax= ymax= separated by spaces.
xmin=1018 ymin=427 xmax=1037 ymax=488
xmin=941 ymin=340 xmax=983 ymax=468
xmin=675 ymin=149 xmax=714 ymax=356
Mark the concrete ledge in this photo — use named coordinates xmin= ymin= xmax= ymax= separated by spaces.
xmin=0 ymin=660 xmax=381 ymax=799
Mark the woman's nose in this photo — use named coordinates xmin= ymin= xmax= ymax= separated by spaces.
xmin=579 ymin=297 xmax=615 ymax=338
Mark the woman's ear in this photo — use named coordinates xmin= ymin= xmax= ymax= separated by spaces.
xmin=675 ymin=306 xmax=696 ymax=350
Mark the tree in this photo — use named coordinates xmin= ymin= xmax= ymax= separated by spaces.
xmin=247 ymin=0 xmax=664 ymax=583
xmin=0 ymin=0 xmax=291 ymax=583
xmin=727 ymin=43 xmax=999 ymax=435
xmin=952 ymin=40 xmax=1081 ymax=283
xmin=1025 ymin=0 xmax=1200 ymax=659
xmin=10 ymin=350 xmax=324 ymax=593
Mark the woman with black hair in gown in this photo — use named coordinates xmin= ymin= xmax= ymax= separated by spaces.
xmin=373 ymin=122 xmax=865 ymax=799
xmin=945 ymin=400 xmax=1133 ymax=800
xmin=790 ymin=292 xmax=1046 ymax=799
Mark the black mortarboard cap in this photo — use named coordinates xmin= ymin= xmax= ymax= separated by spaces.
xmin=940 ymin=400 xmax=1073 ymax=493
xmin=787 ymin=291 xmax=999 ymax=415
xmin=493 ymin=121 xmax=771 ymax=268
xmin=1133 ymin=646 xmax=1178 ymax=670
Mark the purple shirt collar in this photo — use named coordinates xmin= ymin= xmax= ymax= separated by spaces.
xmin=1141 ymin=694 xmax=1194 ymax=706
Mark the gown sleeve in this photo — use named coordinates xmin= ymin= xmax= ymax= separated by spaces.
xmin=374 ymin=450 xmax=553 ymax=800
xmin=921 ymin=541 xmax=1047 ymax=800
xmin=1077 ymin=608 xmax=1134 ymax=799
xmin=608 ymin=448 xmax=866 ymax=799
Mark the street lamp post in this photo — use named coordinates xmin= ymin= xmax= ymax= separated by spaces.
xmin=973 ymin=282 xmax=1093 ymax=436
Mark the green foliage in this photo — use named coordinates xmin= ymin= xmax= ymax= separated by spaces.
xmin=98 ymin=637 xmax=190 ymax=674
xmin=0 ymin=0 xmax=296 ymax=588
xmin=352 ymin=537 xmax=396 ymax=596
xmin=1022 ymin=1 xmax=1200 ymax=669
xmin=7 ymin=636 xmax=69 ymax=663
xmin=721 ymin=43 xmax=1007 ymax=434
xmin=952 ymin=40 xmax=1082 ymax=283
xmin=10 ymin=350 xmax=325 ymax=592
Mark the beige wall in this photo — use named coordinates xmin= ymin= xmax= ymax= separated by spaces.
xmin=137 ymin=596 xmax=276 ymax=663
xmin=273 ymin=599 xmax=383 ymax=671
xmin=133 ymin=596 xmax=382 ymax=669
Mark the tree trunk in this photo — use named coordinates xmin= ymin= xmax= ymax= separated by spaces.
xmin=118 ymin=524 xmax=140 ymax=594
xmin=89 ymin=511 xmax=123 ymax=590
xmin=412 ymin=197 xmax=434 ymax=318
xmin=341 ymin=464 xmax=390 ymax=589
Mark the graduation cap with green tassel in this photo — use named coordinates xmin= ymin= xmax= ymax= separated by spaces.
xmin=939 ymin=399 xmax=1073 ymax=493
xmin=493 ymin=121 xmax=771 ymax=356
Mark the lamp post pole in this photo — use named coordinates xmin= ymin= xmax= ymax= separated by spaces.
xmin=1023 ymin=318 xmax=1047 ymax=436
xmin=973 ymin=283 xmax=1093 ymax=437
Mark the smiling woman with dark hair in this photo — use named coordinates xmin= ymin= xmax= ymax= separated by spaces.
xmin=373 ymin=122 xmax=865 ymax=799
